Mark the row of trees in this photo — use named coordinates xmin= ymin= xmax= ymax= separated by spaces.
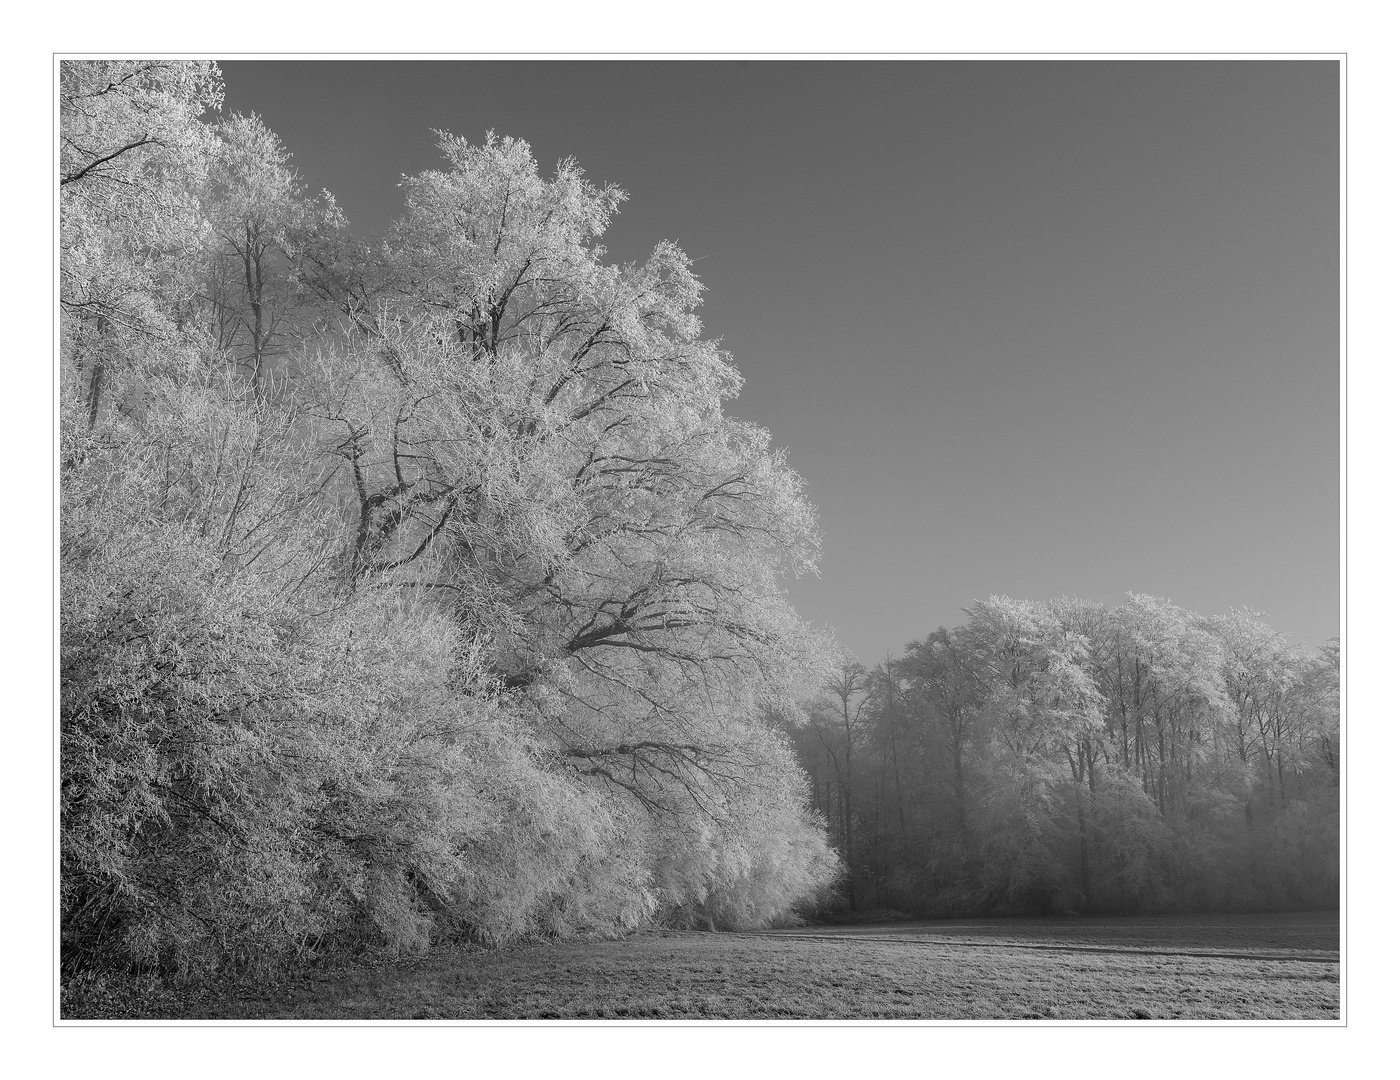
xmin=61 ymin=61 xmax=839 ymax=980
xmin=788 ymin=595 xmax=1339 ymax=916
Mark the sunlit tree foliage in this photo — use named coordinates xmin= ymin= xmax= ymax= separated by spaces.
xmin=60 ymin=62 xmax=838 ymax=982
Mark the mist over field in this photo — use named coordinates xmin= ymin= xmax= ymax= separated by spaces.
xmin=59 ymin=59 xmax=1340 ymax=1022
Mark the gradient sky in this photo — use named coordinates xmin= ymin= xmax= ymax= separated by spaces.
xmin=220 ymin=60 xmax=1340 ymax=661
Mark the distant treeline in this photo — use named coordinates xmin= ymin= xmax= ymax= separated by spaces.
xmin=785 ymin=595 xmax=1339 ymax=918
xmin=60 ymin=61 xmax=838 ymax=982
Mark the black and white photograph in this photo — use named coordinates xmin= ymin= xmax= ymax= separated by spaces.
xmin=55 ymin=53 xmax=1347 ymax=1034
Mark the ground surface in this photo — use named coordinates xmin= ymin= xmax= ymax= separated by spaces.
xmin=136 ymin=910 xmax=1339 ymax=1021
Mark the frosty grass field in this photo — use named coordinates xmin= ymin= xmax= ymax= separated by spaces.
xmin=114 ymin=911 xmax=1338 ymax=1021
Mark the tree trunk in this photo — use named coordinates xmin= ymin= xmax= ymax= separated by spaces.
xmin=1076 ymin=791 xmax=1092 ymax=911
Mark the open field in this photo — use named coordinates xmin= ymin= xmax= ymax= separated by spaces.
xmin=89 ymin=910 xmax=1337 ymax=1021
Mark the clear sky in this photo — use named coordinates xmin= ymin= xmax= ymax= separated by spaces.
xmin=220 ymin=60 xmax=1340 ymax=661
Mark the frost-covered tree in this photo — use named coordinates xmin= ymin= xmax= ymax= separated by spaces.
xmin=197 ymin=114 xmax=346 ymax=397
xmin=61 ymin=91 xmax=838 ymax=988
xmin=61 ymin=61 xmax=224 ymax=446
xmin=795 ymin=595 xmax=1337 ymax=918
xmin=300 ymin=133 xmax=837 ymax=922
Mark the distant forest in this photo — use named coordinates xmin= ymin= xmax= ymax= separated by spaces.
xmin=60 ymin=62 xmax=1337 ymax=985
xmin=786 ymin=595 xmax=1338 ymax=918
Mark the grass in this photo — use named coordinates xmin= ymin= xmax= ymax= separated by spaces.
xmin=87 ymin=910 xmax=1337 ymax=1021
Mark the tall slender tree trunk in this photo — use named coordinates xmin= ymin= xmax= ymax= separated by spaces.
xmin=1076 ymin=792 xmax=1091 ymax=911
xmin=1069 ymin=742 xmax=1093 ymax=911
xmin=842 ymin=780 xmax=855 ymax=906
xmin=886 ymin=666 xmax=906 ymax=836
xmin=86 ymin=359 xmax=105 ymax=429
xmin=842 ymin=700 xmax=855 ymax=906
xmin=85 ymin=314 xmax=111 ymax=429
xmin=953 ymin=729 xmax=968 ymax=846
